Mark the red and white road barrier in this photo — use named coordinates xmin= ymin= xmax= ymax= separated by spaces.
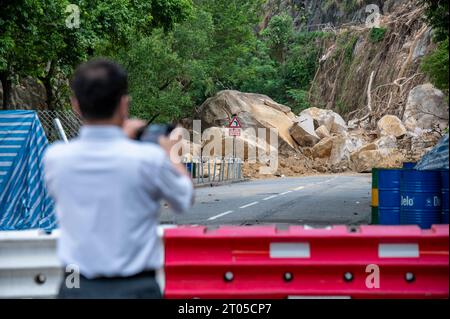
xmin=0 ymin=225 xmax=448 ymax=298
xmin=163 ymin=225 xmax=449 ymax=299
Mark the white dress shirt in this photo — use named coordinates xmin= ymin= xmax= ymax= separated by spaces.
xmin=43 ymin=125 xmax=193 ymax=279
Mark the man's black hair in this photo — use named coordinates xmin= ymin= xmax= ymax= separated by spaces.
xmin=70 ymin=59 xmax=128 ymax=120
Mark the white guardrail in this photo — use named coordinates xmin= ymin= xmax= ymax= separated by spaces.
xmin=0 ymin=228 xmax=169 ymax=299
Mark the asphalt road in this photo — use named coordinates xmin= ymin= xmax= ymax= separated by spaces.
xmin=159 ymin=174 xmax=372 ymax=227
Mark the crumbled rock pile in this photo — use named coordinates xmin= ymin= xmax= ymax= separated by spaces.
xmin=195 ymin=85 xmax=448 ymax=178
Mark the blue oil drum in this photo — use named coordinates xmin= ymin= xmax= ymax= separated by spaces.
xmin=185 ymin=163 xmax=196 ymax=178
xmin=400 ymin=169 xmax=442 ymax=228
xmin=403 ymin=162 xmax=417 ymax=169
xmin=378 ymin=168 xmax=402 ymax=225
xmin=441 ymin=169 xmax=449 ymax=224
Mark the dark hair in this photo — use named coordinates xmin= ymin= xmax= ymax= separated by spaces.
xmin=70 ymin=59 xmax=128 ymax=120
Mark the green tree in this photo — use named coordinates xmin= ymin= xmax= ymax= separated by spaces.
xmin=261 ymin=14 xmax=294 ymax=63
xmin=114 ymin=0 xmax=266 ymax=121
xmin=113 ymin=30 xmax=192 ymax=122
xmin=418 ymin=0 xmax=449 ymax=42
xmin=237 ymin=45 xmax=282 ymax=95
xmin=195 ymin=0 xmax=265 ymax=89
xmin=0 ymin=0 xmax=193 ymax=110
xmin=172 ymin=7 xmax=216 ymax=106
xmin=421 ymin=38 xmax=449 ymax=92
xmin=1 ymin=0 xmax=328 ymax=118
xmin=0 ymin=0 xmax=44 ymax=109
xmin=286 ymin=89 xmax=310 ymax=113
xmin=418 ymin=0 xmax=449 ymax=94
xmin=283 ymin=32 xmax=325 ymax=92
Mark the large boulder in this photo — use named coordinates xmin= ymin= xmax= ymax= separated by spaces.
xmin=330 ymin=115 xmax=348 ymax=134
xmin=403 ymin=83 xmax=449 ymax=131
xmin=351 ymin=135 xmax=396 ymax=155
xmin=410 ymin=130 xmax=442 ymax=154
xmin=349 ymin=135 xmax=402 ymax=172
xmin=289 ymin=114 xmax=320 ymax=147
xmin=311 ymin=136 xmax=336 ymax=158
xmin=315 ymin=125 xmax=331 ymax=139
xmin=350 ymin=149 xmax=405 ymax=173
xmin=377 ymin=115 xmax=407 ymax=138
xmin=197 ymin=90 xmax=297 ymax=149
xmin=375 ymin=135 xmax=397 ymax=150
xmin=329 ymin=133 xmax=364 ymax=165
xmin=300 ymin=107 xmax=347 ymax=134
xmin=357 ymin=142 xmax=377 ymax=153
xmin=200 ymin=126 xmax=278 ymax=161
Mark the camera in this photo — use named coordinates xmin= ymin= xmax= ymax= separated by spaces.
xmin=135 ymin=123 xmax=176 ymax=144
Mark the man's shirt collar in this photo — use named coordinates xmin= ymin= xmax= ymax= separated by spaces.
xmin=79 ymin=125 xmax=126 ymax=140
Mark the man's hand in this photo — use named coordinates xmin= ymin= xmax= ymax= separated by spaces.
xmin=158 ymin=135 xmax=176 ymax=156
xmin=159 ymin=134 xmax=192 ymax=179
xmin=123 ymin=119 xmax=147 ymax=139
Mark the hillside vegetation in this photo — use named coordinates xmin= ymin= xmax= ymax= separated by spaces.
xmin=0 ymin=0 xmax=448 ymax=126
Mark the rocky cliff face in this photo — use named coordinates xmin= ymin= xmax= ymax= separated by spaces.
xmin=261 ymin=0 xmax=445 ymax=129
xmin=308 ymin=1 xmax=436 ymax=123
xmin=260 ymin=0 xmax=406 ymax=31
xmin=0 ymin=77 xmax=47 ymax=110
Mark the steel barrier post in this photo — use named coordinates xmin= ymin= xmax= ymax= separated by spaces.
xmin=207 ymin=157 xmax=211 ymax=182
xmin=238 ymin=158 xmax=242 ymax=179
xmin=213 ymin=158 xmax=217 ymax=182
xmin=221 ymin=157 xmax=225 ymax=181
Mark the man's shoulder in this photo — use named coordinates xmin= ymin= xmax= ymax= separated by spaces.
xmin=119 ymin=140 xmax=167 ymax=164
xmin=44 ymin=138 xmax=167 ymax=167
xmin=44 ymin=141 xmax=73 ymax=161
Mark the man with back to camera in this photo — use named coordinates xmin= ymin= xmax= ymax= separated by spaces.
xmin=43 ymin=58 xmax=194 ymax=298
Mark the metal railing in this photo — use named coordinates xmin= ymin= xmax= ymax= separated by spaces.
xmin=186 ymin=157 xmax=243 ymax=184
xmin=36 ymin=111 xmax=244 ymax=184
xmin=37 ymin=110 xmax=82 ymax=143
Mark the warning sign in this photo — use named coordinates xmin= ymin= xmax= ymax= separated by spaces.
xmin=228 ymin=116 xmax=241 ymax=136
xmin=229 ymin=128 xmax=240 ymax=136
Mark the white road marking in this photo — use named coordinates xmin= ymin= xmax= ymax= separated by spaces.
xmin=315 ymin=176 xmax=337 ymax=185
xmin=239 ymin=201 xmax=259 ymax=209
xmin=208 ymin=210 xmax=234 ymax=221
xmin=207 ymin=176 xmax=339 ymax=220
xmin=263 ymin=195 xmax=278 ymax=201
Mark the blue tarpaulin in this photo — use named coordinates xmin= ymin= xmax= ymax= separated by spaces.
xmin=415 ymin=133 xmax=449 ymax=171
xmin=0 ymin=110 xmax=56 ymax=230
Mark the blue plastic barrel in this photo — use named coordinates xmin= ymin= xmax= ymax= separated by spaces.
xmin=441 ymin=169 xmax=449 ymax=224
xmin=403 ymin=162 xmax=417 ymax=169
xmin=400 ymin=170 xmax=442 ymax=228
xmin=378 ymin=168 xmax=402 ymax=225
xmin=185 ymin=162 xmax=196 ymax=178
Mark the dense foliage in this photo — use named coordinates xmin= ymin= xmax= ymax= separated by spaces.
xmin=369 ymin=27 xmax=387 ymax=43
xmin=419 ymin=0 xmax=449 ymax=93
xmin=418 ymin=0 xmax=449 ymax=42
xmin=0 ymin=0 xmax=327 ymax=120
xmin=0 ymin=0 xmax=193 ymax=109
xmin=421 ymin=38 xmax=449 ymax=92
xmin=1 ymin=0 xmax=448 ymax=120
xmin=111 ymin=3 xmax=327 ymax=121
